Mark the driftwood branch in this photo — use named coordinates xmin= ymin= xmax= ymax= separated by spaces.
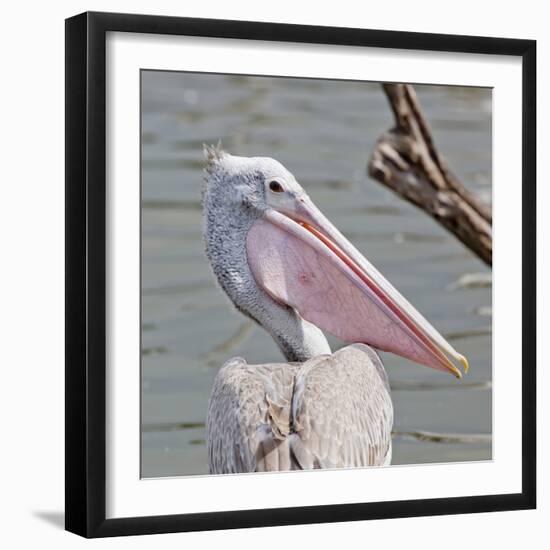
xmin=368 ymin=84 xmax=492 ymax=266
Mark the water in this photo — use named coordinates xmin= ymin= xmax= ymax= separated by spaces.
xmin=140 ymin=71 xmax=492 ymax=477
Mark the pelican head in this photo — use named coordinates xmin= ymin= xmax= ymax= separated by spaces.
xmin=202 ymin=144 xmax=468 ymax=377
xmin=203 ymin=143 xmax=305 ymax=221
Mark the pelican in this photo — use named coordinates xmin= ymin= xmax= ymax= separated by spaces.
xmin=202 ymin=144 xmax=468 ymax=474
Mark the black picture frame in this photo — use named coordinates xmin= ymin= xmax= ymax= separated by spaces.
xmin=65 ymin=11 xmax=536 ymax=538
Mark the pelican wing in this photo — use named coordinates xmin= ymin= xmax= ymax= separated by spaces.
xmin=289 ymin=344 xmax=393 ymax=469
xmin=206 ymin=344 xmax=393 ymax=474
xmin=206 ymin=357 xmax=299 ymax=474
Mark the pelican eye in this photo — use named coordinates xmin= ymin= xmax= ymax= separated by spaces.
xmin=269 ymin=180 xmax=285 ymax=193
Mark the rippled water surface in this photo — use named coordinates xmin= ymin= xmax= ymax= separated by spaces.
xmin=141 ymin=71 xmax=492 ymax=477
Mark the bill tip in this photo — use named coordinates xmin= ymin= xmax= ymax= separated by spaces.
xmin=459 ymin=354 xmax=469 ymax=374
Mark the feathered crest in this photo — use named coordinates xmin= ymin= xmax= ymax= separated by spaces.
xmin=203 ymin=141 xmax=227 ymax=174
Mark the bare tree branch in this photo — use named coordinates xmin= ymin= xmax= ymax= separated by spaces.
xmin=368 ymin=83 xmax=492 ymax=266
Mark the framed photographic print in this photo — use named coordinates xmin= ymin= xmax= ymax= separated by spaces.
xmin=65 ymin=11 xmax=536 ymax=538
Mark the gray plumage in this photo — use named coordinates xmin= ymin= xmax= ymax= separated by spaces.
xmin=202 ymin=145 xmax=394 ymax=473
xmin=207 ymin=345 xmax=392 ymax=473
